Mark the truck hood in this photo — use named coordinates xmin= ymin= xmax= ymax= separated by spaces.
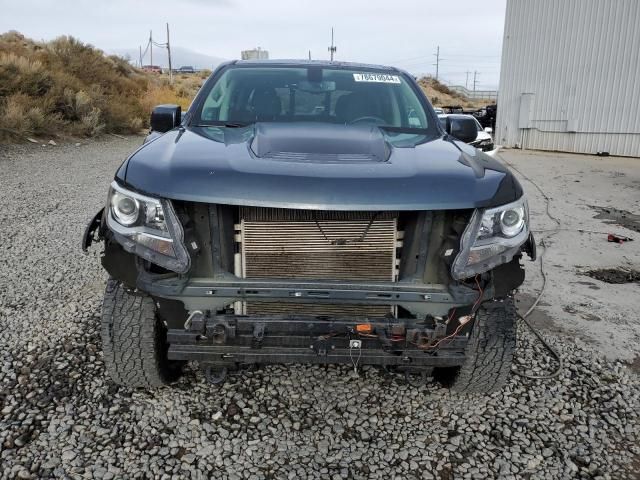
xmin=120 ymin=123 xmax=522 ymax=211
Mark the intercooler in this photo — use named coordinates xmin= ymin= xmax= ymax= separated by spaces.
xmin=236 ymin=207 xmax=399 ymax=317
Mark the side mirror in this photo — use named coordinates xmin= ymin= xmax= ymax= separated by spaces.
xmin=445 ymin=117 xmax=478 ymax=143
xmin=150 ymin=104 xmax=182 ymax=133
xmin=484 ymin=127 xmax=493 ymax=134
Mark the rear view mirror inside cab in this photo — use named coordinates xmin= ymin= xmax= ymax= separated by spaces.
xmin=296 ymin=80 xmax=336 ymax=93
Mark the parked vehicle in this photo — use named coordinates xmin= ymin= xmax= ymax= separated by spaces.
xmin=442 ymin=105 xmax=497 ymax=131
xmin=83 ymin=60 xmax=534 ymax=393
xmin=471 ymin=104 xmax=497 ymax=130
xmin=439 ymin=114 xmax=494 ymax=151
xmin=473 ymin=120 xmax=494 ymax=151
xmin=441 ymin=105 xmax=465 ymax=114
xmin=484 ymin=103 xmax=497 ymax=131
xmin=177 ymin=65 xmax=195 ymax=74
xmin=142 ymin=65 xmax=162 ymax=74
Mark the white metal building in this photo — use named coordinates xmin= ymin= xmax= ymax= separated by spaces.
xmin=496 ymin=0 xmax=640 ymax=157
xmin=241 ymin=48 xmax=269 ymax=60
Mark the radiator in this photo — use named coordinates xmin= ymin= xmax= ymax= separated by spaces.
xmin=236 ymin=207 xmax=399 ymax=317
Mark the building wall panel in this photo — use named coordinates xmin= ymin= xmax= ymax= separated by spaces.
xmin=496 ymin=0 xmax=640 ymax=157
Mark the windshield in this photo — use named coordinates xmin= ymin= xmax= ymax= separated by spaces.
xmin=194 ymin=66 xmax=431 ymax=130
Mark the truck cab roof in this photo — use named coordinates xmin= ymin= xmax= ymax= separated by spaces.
xmin=233 ymin=59 xmax=400 ymax=72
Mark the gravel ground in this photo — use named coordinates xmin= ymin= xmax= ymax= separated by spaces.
xmin=0 ymin=138 xmax=639 ymax=479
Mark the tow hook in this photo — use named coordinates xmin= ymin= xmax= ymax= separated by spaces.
xmin=184 ymin=310 xmax=208 ymax=342
xmin=184 ymin=310 xmax=205 ymax=331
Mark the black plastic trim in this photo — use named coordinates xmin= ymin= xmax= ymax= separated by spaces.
xmin=138 ymin=277 xmax=481 ymax=306
xmin=81 ymin=208 xmax=104 ymax=252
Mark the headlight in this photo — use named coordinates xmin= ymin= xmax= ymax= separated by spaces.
xmin=111 ymin=191 xmax=140 ymax=226
xmin=500 ymin=207 xmax=525 ymax=237
xmin=105 ymin=181 xmax=190 ymax=273
xmin=452 ymin=196 xmax=529 ymax=280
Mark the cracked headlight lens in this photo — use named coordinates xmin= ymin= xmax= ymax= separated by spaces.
xmin=452 ymin=196 xmax=529 ymax=279
xmin=105 ymin=181 xmax=190 ymax=273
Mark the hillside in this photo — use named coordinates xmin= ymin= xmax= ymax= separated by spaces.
xmin=0 ymin=31 xmax=491 ymax=143
xmin=0 ymin=31 xmax=200 ymax=142
xmin=418 ymin=77 xmax=489 ymax=109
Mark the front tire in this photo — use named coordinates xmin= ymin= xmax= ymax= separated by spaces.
xmin=101 ymin=278 xmax=181 ymax=388
xmin=444 ymin=298 xmax=517 ymax=394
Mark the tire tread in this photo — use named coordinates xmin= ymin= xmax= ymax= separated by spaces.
xmin=450 ymin=298 xmax=517 ymax=394
xmin=101 ymin=278 xmax=176 ymax=388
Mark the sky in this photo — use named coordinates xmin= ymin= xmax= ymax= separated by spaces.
xmin=1 ymin=0 xmax=507 ymax=89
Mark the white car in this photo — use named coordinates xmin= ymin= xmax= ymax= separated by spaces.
xmin=438 ymin=114 xmax=494 ymax=151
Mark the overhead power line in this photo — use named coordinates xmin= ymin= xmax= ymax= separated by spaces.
xmin=139 ymin=38 xmax=151 ymax=67
xmin=387 ymin=54 xmax=431 ymax=64
xmin=138 ymin=25 xmax=173 ymax=84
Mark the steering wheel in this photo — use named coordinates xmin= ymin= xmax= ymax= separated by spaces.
xmin=349 ymin=116 xmax=387 ymax=126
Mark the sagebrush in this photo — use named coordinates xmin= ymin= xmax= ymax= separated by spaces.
xmin=0 ymin=31 xmax=203 ymax=142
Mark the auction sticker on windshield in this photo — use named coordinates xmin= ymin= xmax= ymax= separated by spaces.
xmin=353 ymin=73 xmax=401 ymax=84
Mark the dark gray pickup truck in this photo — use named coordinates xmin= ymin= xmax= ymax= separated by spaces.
xmin=83 ymin=60 xmax=535 ymax=393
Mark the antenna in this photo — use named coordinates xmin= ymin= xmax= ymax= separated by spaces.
xmin=328 ymin=27 xmax=337 ymax=61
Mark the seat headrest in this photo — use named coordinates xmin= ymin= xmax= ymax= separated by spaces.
xmin=251 ymin=88 xmax=281 ymax=120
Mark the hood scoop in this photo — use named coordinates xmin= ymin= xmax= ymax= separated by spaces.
xmin=250 ymin=122 xmax=391 ymax=163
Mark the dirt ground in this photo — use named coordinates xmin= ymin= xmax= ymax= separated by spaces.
xmin=498 ymin=148 xmax=640 ymax=365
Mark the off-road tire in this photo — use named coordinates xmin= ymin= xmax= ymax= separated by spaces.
xmin=101 ymin=278 xmax=181 ymax=388
xmin=446 ymin=298 xmax=517 ymax=394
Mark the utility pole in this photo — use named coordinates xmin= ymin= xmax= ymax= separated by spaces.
xmin=465 ymin=71 xmax=471 ymax=89
xmin=166 ymin=23 xmax=173 ymax=84
xmin=433 ymin=46 xmax=440 ymax=81
xmin=473 ymin=71 xmax=479 ymax=95
xmin=149 ymin=30 xmax=153 ymax=67
xmin=308 ymin=50 xmax=311 ymax=60
xmin=328 ymin=27 xmax=337 ymax=61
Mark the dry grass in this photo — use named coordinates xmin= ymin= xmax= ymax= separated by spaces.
xmin=4 ymin=30 xmax=491 ymax=143
xmin=0 ymin=31 xmax=207 ymax=143
xmin=141 ymin=73 xmax=207 ymax=113
xmin=418 ymin=76 xmax=490 ymax=109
